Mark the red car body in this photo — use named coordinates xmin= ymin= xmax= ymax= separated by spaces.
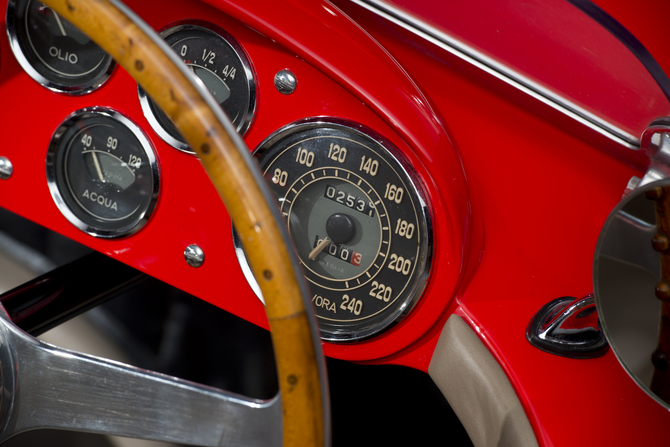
xmin=1 ymin=0 xmax=669 ymax=445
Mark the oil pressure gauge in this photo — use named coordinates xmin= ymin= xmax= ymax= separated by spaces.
xmin=47 ymin=108 xmax=159 ymax=238
xmin=7 ymin=0 xmax=115 ymax=94
xmin=235 ymin=119 xmax=433 ymax=341
xmin=138 ymin=21 xmax=256 ymax=153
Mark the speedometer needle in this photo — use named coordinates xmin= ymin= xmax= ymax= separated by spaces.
xmin=308 ymin=237 xmax=331 ymax=261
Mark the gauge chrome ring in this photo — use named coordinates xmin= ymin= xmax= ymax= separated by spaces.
xmin=138 ymin=20 xmax=257 ymax=154
xmin=234 ymin=117 xmax=433 ymax=342
xmin=46 ymin=107 xmax=160 ymax=238
xmin=6 ymin=0 xmax=116 ymax=95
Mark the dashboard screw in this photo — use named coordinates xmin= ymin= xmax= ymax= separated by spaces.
xmin=274 ymin=70 xmax=297 ymax=94
xmin=184 ymin=244 xmax=205 ymax=268
xmin=0 ymin=157 xmax=13 ymax=180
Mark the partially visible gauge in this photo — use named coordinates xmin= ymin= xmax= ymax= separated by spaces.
xmin=235 ymin=119 xmax=432 ymax=341
xmin=6 ymin=0 xmax=115 ymax=94
xmin=46 ymin=108 xmax=159 ymax=238
xmin=138 ymin=21 xmax=256 ymax=154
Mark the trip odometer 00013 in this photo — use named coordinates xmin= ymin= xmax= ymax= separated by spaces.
xmin=244 ymin=119 xmax=432 ymax=341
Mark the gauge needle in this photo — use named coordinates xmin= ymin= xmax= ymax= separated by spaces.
xmin=91 ymin=152 xmax=105 ymax=182
xmin=308 ymin=237 xmax=331 ymax=261
xmin=51 ymin=10 xmax=68 ymax=36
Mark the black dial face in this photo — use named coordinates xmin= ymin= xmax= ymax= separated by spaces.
xmin=7 ymin=0 xmax=115 ymax=93
xmin=242 ymin=120 xmax=432 ymax=341
xmin=47 ymin=109 xmax=159 ymax=238
xmin=139 ymin=22 xmax=256 ymax=153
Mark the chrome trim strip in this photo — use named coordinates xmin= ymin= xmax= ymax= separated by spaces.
xmin=349 ymin=0 xmax=641 ymax=150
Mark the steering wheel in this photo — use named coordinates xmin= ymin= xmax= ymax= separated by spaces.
xmin=0 ymin=0 xmax=328 ymax=445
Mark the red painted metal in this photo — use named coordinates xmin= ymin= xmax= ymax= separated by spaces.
xmin=593 ymin=0 xmax=670 ymax=89
xmin=331 ymin=1 xmax=670 ymax=446
xmin=0 ymin=0 xmax=470 ymax=362
xmin=1 ymin=0 xmax=669 ymax=445
xmin=383 ymin=0 xmax=670 ymax=140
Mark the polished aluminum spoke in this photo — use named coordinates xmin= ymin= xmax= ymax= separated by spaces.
xmin=0 ymin=309 xmax=282 ymax=447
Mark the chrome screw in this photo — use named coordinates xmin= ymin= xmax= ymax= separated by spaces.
xmin=184 ymin=244 xmax=205 ymax=268
xmin=0 ymin=157 xmax=13 ymax=180
xmin=274 ymin=70 xmax=297 ymax=95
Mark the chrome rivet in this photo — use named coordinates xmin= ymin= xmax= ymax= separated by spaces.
xmin=184 ymin=244 xmax=205 ymax=268
xmin=274 ymin=70 xmax=297 ymax=95
xmin=0 ymin=157 xmax=13 ymax=180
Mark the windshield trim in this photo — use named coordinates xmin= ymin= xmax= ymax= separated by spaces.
xmin=350 ymin=0 xmax=640 ymax=150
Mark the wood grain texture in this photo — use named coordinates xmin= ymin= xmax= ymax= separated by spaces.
xmin=39 ymin=0 xmax=324 ymax=445
xmin=649 ymin=186 xmax=670 ymax=402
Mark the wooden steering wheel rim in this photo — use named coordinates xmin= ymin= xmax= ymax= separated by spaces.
xmin=37 ymin=0 xmax=327 ymax=446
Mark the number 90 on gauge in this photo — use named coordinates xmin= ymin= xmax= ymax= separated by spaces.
xmin=46 ymin=108 xmax=160 ymax=238
xmin=235 ymin=119 xmax=433 ymax=342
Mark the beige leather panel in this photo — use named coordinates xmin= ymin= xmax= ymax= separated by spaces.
xmin=428 ymin=315 xmax=538 ymax=447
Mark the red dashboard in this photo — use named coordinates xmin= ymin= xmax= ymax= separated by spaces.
xmin=0 ymin=0 xmax=471 ymax=366
xmin=1 ymin=0 xmax=670 ymax=445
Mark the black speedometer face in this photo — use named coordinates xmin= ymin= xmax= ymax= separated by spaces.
xmin=138 ymin=22 xmax=256 ymax=154
xmin=46 ymin=108 xmax=159 ymax=238
xmin=237 ymin=120 xmax=432 ymax=341
xmin=6 ymin=0 xmax=115 ymax=94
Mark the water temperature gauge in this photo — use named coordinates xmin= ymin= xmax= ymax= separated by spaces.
xmin=139 ymin=21 xmax=256 ymax=153
xmin=47 ymin=108 xmax=160 ymax=238
xmin=7 ymin=0 xmax=115 ymax=94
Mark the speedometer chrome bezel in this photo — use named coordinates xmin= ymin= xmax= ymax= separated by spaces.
xmin=234 ymin=118 xmax=433 ymax=342
xmin=138 ymin=20 xmax=257 ymax=154
xmin=46 ymin=107 xmax=160 ymax=239
xmin=6 ymin=0 xmax=116 ymax=95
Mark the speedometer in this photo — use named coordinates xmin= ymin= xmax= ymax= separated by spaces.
xmin=235 ymin=119 xmax=432 ymax=341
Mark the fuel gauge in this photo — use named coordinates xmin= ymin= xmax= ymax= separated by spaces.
xmin=138 ymin=21 xmax=256 ymax=154
xmin=6 ymin=0 xmax=115 ymax=94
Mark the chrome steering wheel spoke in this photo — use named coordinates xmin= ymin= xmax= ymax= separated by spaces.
xmin=0 ymin=306 xmax=282 ymax=446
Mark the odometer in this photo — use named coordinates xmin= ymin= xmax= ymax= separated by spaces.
xmin=236 ymin=119 xmax=432 ymax=341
